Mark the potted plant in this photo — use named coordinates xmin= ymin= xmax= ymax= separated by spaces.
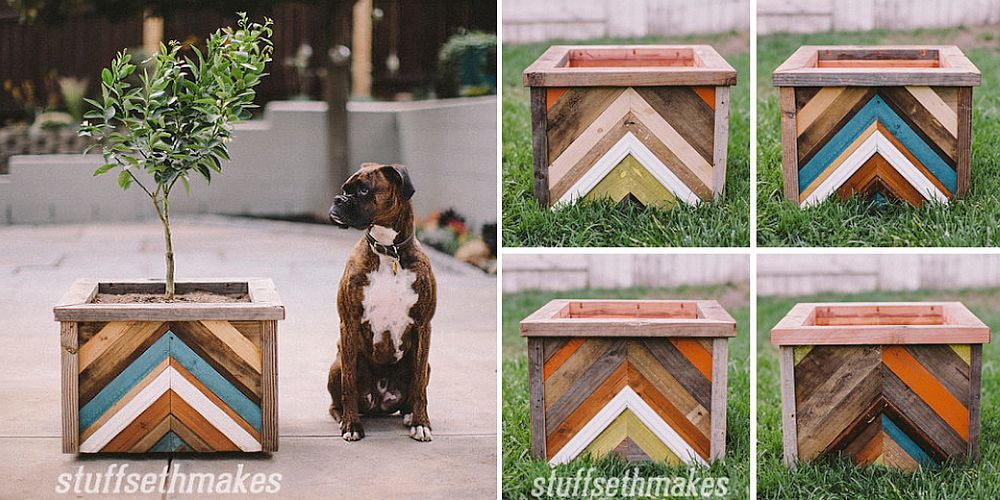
xmin=54 ymin=13 xmax=284 ymax=454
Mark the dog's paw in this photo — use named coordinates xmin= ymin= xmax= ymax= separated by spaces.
xmin=341 ymin=421 xmax=365 ymax=442
xmin=409 ymin=425 xmax=432 ymax=442
xmin=402 ymin=413 xmax=413 ymax=426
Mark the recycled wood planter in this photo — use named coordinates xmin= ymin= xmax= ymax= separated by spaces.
xmin=523 ymin=45 xmax=736 ymax=209
xmin=521 ymin=299 xmax=735 ymax=465
xmin=773 ymin=46 xmax=981 ymax=207
xmin=54 ymin=279 xmax=285 ymax=454
xmin=771 ymin=302 xmax=990 ymax=470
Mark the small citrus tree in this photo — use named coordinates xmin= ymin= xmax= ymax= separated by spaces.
xmin=81 ymin=13 xmax=273 ymax=299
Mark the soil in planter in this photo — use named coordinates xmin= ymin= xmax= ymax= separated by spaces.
xmin=92 ymin=290 xmax=250 ymax=304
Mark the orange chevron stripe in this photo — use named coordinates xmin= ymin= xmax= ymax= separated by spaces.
xmin=543 ymin=339 xmax=586 ymax=381
xmin=855 ymin=429 xmax=883 ymax=464
xmin=670 ymin=338 xmax=713 ymax=381
xmin=546 ymin=361 xmax=628 ymax=460
xmin=627 ymin=364 xmax=710 ymax=458
xmin=882 ymin=346 xmax=968 ymax=439
xmin=100 ymin=392 xmax=171 ymax=452
xmin=693 ymin=86 xmax=716 ymax=110
xmin=170 ymin=391 xmax=241 ymax=451
xmin=546 ymin=88 xmax=568 ymax=110
xmin=876 ymin=122 xmax=952 ymax=197
xmin=170 ymin=357 xmax=261 ymax=441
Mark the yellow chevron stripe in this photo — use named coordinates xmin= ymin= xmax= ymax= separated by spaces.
xmin=584 ymin=154 xmax=678 ymax=208
xmin=584 ymin=408 xmax=681 ymax=464
xmin=793 ymin=346 xmax=813 ymax=366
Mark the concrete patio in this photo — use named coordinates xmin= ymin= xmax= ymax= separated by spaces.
xmin=0 ymin=216 xmax=498 ymax=499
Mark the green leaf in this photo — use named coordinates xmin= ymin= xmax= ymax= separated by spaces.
xmin=117 ymin=169 xmax=132 ymax=190
xmin=101 ymin=68 xmax=113 ymax=86
xmin=181 ymin=176 xmax=191 ymax=193
xmin=93 ymin=164 xmax=116 ymax=176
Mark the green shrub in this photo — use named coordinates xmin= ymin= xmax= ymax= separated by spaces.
xmin=436 ymin=31 xmax=496 ymax=98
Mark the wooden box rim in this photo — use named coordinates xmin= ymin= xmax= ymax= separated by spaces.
xmin=523 ymin=44 xmax=737 ymax=88
xmin=53 ymin=278 xmax=286 ymax=322
xmin=773 ymin=45 xmax=982 ymax=87
xmin=520 ymin=299 xmax=736 ymax=338
xmin=770 ymin=301 xmax=990 ymax=346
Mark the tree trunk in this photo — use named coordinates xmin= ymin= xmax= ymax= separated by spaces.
xmin=158 ymin=195 xmax=175 ymax=300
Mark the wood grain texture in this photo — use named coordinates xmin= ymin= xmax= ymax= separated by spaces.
xmin=969 ymin=344 xmax=982 ymax=461
xmin=780 ymin=87 xmax=799 ymax=202
xmin=778 ymin=347 xmax=797 ymax=467
xmin=62 ymin=315 xmax=280 ymax=454
xmin=712 ymin=86 xmax=730 ymax=199
xmin=957 ymin=86 xmax=973 ymax=196
xmin=530 ymin=87 xmax=550 ymax=207
xmin=61 ymin=322 xmax=79 ymax=453
xmin=528 ymin=337 xmax=547 ymax=459
xmin=709 ymin=337 xmax=728 ymax=461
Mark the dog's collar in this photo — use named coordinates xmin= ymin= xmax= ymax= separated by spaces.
xmin=365 ymin=228 xmax=414 ymax=262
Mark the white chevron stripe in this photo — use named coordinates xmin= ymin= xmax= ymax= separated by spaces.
xmin=802 ymin=131 xmax=949 ymax=207
xmin=170 ymin=368 xmax=262 ymax=452
xmin=80 ymin=366 xmax=261 ymax=453
xmin=556 ymin=132 xmax=701 ymax=208
xmin=548 ymin=386 xmax=706 ymax=466
xmin=81 ymin=368 xmax=171 ymax=452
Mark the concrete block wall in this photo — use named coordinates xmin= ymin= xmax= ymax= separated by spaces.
xmin=0 ymin=96 xmax=497 ymax=230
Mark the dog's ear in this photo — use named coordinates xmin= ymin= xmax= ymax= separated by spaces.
xmin=380 ymin=164 xmax=415 ymax=201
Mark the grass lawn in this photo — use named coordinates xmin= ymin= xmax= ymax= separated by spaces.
xmin=758 ymin=289 xmax=1000 ymax=498
xmin=501 ymin=285 xmax=750 ymax=499
xmin=757 ymin=28 xmax=1000 ymax=246
xmin=501 ymin=34 xmax=750 ymax=247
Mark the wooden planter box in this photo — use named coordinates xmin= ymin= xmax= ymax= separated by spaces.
xmin=773 ymin=45 xmax=981 ymax=207
xmin=771 ymin=302 xmax=990 ymax=470
xmin=521 ymin=299 xmax=735 ymax=465
xmin=54 ymin=279 xmax=285 ymax=454
xmin=523 ymin=45 xmax=736 ymax=209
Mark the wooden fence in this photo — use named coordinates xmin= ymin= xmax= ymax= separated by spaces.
xmin=0 ymin=1 xmax=495 ymax=122
xmin=759 ymin=0 xmax=1000 ymax=34
xmin=502 ymin=254 xmax=750 ymax=293
xmin=758 ymin=254 xmax=1000 ymax=296
xmin=502 ymin=0 xmax=749 ymax=43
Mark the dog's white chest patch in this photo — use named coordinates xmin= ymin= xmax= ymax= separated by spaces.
xmin=362 ymin=256 xmax=418 ymax=360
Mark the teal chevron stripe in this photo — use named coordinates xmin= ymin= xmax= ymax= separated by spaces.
xmin=798 ymin=95 xmax=957 ymax=193
xmin=883 ymin=414 xmax=938 ymax=469
xmin=170 ymin=334 xmax=262 ymax=432
xmin=149 ymin=431 xmax=190 ymax=452
xmin=79 ymin=332 xmax=171 ymax=431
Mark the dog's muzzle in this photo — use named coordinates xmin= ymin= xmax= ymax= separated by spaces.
xmin=328 ymin=194 xmax=351 ymax=228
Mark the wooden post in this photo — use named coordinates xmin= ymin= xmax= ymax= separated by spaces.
xmin=779 ymin=87 xmax=799 ymax=204
xmin=142 ymin=10 xmax=164 ymax=56
xmin=323 ymin=1 xmax=355 ymax=195
xmin=709 ymin=337 xmax=728 ymax=461
xmin=712 ymin=86 xmax=731 ymax=201
xmin=529 ymin=87 xmax=549 ymax=207
xmin=351 ymin=0 xmax=373 ymax=98
xmin=778 ymin=346 xmax=797 ymax=468
xmin=60 ymin=322 xmax=79 ymax=453
xmin=527 ymin=337 xmax=546 ymax=459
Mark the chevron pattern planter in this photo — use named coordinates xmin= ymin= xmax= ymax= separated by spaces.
xmin=54 ymin=279 xmax=284 ymax=453
xmin=771 ymin=302 xmax=990 ymax=470
xmin=523 ymin=45 xmax=737 ymax=208
xmin=774 ymin=46 xmax=981 ymax=206
xmin=521 ymin=300 xmax=735 ymax=465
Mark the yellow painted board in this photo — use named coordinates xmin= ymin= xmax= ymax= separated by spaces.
xmin=584 ymin=154 xmax=677 ymax=208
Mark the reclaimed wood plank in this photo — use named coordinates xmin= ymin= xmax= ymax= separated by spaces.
xmin=61 ymin=322 xmax=79 ymax=453
xmin=709 ymin=337 xmax=727 ymax=461
xmin=527 ymin=338 xmax=546 ymax=459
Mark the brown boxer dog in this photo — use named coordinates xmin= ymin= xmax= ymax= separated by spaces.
xmin=326 ymin=163 xmax=436 ymax=442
